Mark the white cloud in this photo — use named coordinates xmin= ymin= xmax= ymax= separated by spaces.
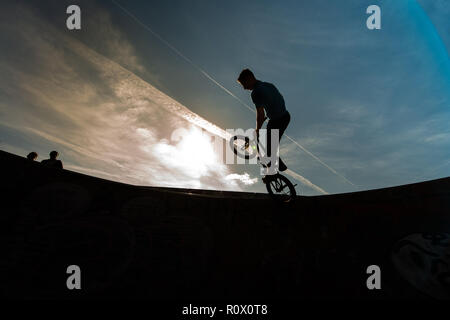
xmin=225 ymin=173 xmax=258 ymax=186
xmin=0 ymin=3 xmax=241 ymax=191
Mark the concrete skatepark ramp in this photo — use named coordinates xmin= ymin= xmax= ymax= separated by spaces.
xmin=0 ymin=150 xmax=449 ymax=299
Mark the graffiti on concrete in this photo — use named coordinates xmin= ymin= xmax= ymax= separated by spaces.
xmin=392 ymin=233 xmax=450 ymax=299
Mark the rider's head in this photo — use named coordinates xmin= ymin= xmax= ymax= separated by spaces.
xmin=237 ymin=69 xmax=257 ymax=90
xmin=49 ymin=151 xmax=59 ymax=160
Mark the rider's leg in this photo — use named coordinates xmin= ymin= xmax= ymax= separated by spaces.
xmin=266 ymin=112 xmax=290 ymax=172
xmin=277 ymin=112 xmax=290 ymax=171
xmin=265 ymin=120 xmax=275 ymax=173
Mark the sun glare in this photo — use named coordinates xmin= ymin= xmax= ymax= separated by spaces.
xmin=177 ymin=127 xmax=218 ymax=177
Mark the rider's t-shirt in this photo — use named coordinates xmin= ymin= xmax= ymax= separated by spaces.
xmin=251 ymin=80 xmax=287 ymax=120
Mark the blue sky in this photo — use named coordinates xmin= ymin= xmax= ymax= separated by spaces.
xmin=0 ymin=0 xmax=449 ymax=195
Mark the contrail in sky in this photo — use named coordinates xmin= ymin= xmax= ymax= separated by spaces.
xmin=111 ymin=0 xmax=354 ymax=189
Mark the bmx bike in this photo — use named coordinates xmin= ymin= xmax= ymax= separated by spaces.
xmin=230 ymin=127 xmax=297 ymax=203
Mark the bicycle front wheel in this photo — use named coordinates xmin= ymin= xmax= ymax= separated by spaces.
xmin=265 ymin=174 xmax=297 ymax=203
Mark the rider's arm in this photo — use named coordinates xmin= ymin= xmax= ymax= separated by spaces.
xmin=256 ymin=107 xmax=265 ymax=134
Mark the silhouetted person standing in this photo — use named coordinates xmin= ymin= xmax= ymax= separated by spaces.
xmin=237 ymin=68 xmax=290 ymax=175
xmin=27 ymin=152 xmax=38 ymax=161
xmin=41 ymin=151 xmax=63 ymax=169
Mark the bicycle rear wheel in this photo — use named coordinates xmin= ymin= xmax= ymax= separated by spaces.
xmin=265 ymin=174 xmax=297 ymax=203
xmin=230 ymin=135 xmax=254 ymax=160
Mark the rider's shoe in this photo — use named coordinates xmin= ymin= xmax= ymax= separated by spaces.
xmin=264 ymin=160 xmax=287 ymax=172
xmin=279 ymin=161 xmax=287 ymax=172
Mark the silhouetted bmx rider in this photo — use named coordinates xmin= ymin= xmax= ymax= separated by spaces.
xmin=237 ymin=68 xmax=290 ymax=183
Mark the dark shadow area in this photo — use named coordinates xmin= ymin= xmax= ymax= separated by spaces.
xmin=0 ymin=149 xmax=449 ymax=300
